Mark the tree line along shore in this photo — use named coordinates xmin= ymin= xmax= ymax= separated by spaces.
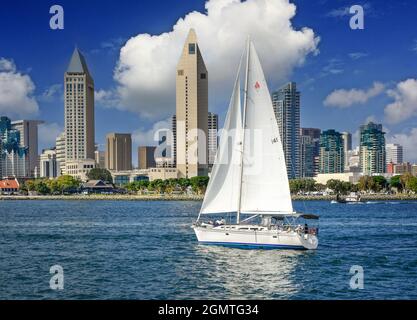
xmin=2 ymin=168 xmax=417 ymax=201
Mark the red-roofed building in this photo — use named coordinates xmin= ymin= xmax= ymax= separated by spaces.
xmin=0 ymin=178 xmax=20 ymax=194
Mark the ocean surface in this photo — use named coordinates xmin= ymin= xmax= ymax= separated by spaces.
xmin=1 ymin=200 xmax=417 ymax=300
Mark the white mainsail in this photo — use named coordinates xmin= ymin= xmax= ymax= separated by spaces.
xmin=240 ymin=42 xmax=293 ymax=215
xmin=199 ymin=40 xmax=293 ymax=218
xmin=200 ymin=69 xmax=243 ymax=214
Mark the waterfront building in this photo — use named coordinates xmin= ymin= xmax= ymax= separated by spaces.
xmin=105 ymin=133 xmax=132 ymax=171
xmin=0 ymin=178 xmax=20 ymax=194
xmin=11 ymin=120 xmax=43 ymax=177
xmin=315 ymin=172 xmax=362 ymax=185
xmin=65 ymin=159 xmax=96 ymax=182
xmin=271 ymin=82 xmax=300 ymax=179
xmin=391 ymin=162 xmax=413 ymax=175
xmin=359 ymin=122 xmax=386 ymax=175
xmin=0 ymin=116 xmax=28 ymax=178
xmin=300 ymin=128 xmax=320 ymax=177
xmin=176 ymin=29 xmax=208 ymax=178
xmin=319 ymin=129 xmax=344 ymax=174
xmin=412 ymin=164 xmax=417 ymax=177
xmin=341 ymin=132 xmax=352 ymax=169
xmin=64 ymin=48 xmax=95 ymax=170
xmin=55 ymin=132 xmax=66 ymax=175
xmin=386 ymin=143 xmax=403 ymax=165
xmin=138 ymin=146 xmax=156 ymax=169
xmin=208 ymin=112 xmax=218 ymax=167
xmin=94 ymin=150 xmax=105 ymax=168
xmin=40 ymin=148 xmax=59 ymax=178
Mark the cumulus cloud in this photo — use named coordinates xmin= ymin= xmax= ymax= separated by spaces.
xmin=0 ymin=57 xmax=39 ymax=117
xmin=38 ymin=84 xmax=62 ymax=102
xmin=95 ymin=89 xmax=120 ymax=108
xmin=112 ymin=0 xmax=319 ymax=118
xmin=324 ymin=82 xmax=385 ymax=108
xmin=38 ymin=122 xmax=63 ymax=149
xmin=388 ymin=128 xmax=417 ymax=163
xmin=384 ymin=79 xmax=417 ymax=124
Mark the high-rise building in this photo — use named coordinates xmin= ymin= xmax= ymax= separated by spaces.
xmin=341 ymin=132 xmax=352 ymax=169
xmin=11 ymin=120 xmax=43 ymax=177
xmin=359 ymin=122 xmax=386 ymax=175
xmin=319 ymin=129 xmax=344 ymax=174
xmin=40 ymin=148 xmax=59 ymax=178
xmin=386 ymin=143 xmax=403 ymax=165
xmin=105 ymin=133 xmax=132 ymax=171
xmin=272 ymin=82 xmax=300 ymax=179
xmin=176 ymin=29 xmax=208 ymax=178
xmin=55 ymin=132 xmax=66 ymax=175
xmin=0 ymin=116 xmax=28 ymax=178
xmin=346 ymin=147 xmax=361 ymax=173
xmin=208 ymin=112 xmax=218 ymax=167
xmin=300 ymin=128 xmax=321 ymax=177
xmin=64 ymin=48 xmax=95 ymax=166
xmin=138 ymin=146 xmax=156 ymax=169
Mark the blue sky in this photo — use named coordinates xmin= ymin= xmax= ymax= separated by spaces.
xmin=1 ymin=0 xmax=417 ymax=164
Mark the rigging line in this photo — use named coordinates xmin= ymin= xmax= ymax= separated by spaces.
xmin=237 ymin=37 xmax=250 ymax=225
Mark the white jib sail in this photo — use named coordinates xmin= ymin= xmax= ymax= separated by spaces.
xmin=200 ymin=70 xmax=243 ymax=214
xmin=240 ymin=42 xmax=293 ymax=215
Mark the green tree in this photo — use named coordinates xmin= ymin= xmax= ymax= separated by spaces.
xmin=390 ymin=175 xmax=403 ymax=192
xmin=372 ymin=176 xmax=387 ymax=192
xmin=56 ymin=175 xmax=81 ymax=194
xmin=86 ymin=168 xmax=113 ymax=183
xmin=35 ymin=181 xmax=50 ymax=195
xmin=190 ymin=176 xmax=209 ymax=195
xmin=407 ymin=176 xmax=417 ymax=193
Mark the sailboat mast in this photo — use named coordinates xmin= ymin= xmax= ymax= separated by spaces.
xmin=237 ymin=38 xmax=250 ymax=225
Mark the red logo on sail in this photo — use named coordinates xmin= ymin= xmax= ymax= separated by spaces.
xmin=255 ymin=81 xmax=261 ymax=89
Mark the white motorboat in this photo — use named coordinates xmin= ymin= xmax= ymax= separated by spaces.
xmin=192 ymin=39 xmax=319 ymax=250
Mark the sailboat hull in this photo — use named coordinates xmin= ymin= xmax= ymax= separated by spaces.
xmin=193 ymin=225 xmax=318 ymax=250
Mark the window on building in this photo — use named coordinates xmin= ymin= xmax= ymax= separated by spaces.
xmin=188 ymin=43 xmax=196 ymax=55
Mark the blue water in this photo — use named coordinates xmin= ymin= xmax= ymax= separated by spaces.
xmin=1 ymin=200 xmax=417 ymax=300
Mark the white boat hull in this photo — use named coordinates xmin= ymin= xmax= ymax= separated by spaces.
xmin=193 ymin=225 xmax=318 ymax=250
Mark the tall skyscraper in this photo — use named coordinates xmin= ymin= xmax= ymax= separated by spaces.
xmin=319 ymin=129 xmax=344 ymax=174
xmin=0 ymin=116 xmax=28 ymax=178
xmin=64 ymin=48 xmax=95 ymax=165
xmin=359 ymin=122 xmax=386 ymax=175
xmin=341 ymin=132 xmax=352 ymax=170
xmin=300 ymin=128 xmax=321 ymax=177
xmin=11 ymin=120 xmax=43 ymax=177
xmin=176 ymin=29 xmax=208 ymax=178
xmin=55 ymin=132 xmax=66 ymax=175
xmin=272 ymin=82 xmax=300 ymax=179
xmin=105 ymin=133 xmax=132 ymax=171
xmin=208 ymin=112 xmax=218 ymax=167
xmin=94 ymin=150 xmax=105 ymax=168
xmin=386 ymin=143 xmax=403 ymax=165
xmin=138 ymin=146 xmax=156 ymax=169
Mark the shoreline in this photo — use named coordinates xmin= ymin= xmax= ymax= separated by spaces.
xmin=1 ymin=194 xmax=417 ymax=201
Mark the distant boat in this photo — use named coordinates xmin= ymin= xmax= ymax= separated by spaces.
xmin=335 ymin=192 xmax=362 ymax=204
xmin=192 ymin=39 xmax=319 ymax=250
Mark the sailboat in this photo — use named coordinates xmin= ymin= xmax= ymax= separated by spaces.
xmin=192 ymin=40 xmax=319 ymax=250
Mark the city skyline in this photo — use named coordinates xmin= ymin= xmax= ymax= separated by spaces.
xmin=1 ymin=0 xmax=417 ymax=166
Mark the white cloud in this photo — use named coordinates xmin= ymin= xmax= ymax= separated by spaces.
xmin=95 ymin=89 xmax=120 ymax=108
xmin=38 ymin=122 xmax=63 ymax=149
xmin=348 ymin=52 xmax=368 ymax=60
xmin=384 ymin=79 xmax=417 ymax=124
xmin=326 ymin=3 xmax=371 ymax=18
xmin=39 ymin=84 xmax=62 ymax=102
xmin=324 ymin=82 xmax=385 ymax=108
xmin=0 ymin=58 xmax=39 ymax=117
xmin=388 ymin=128 xmax=417 ymax=163
xmin=112 ymin=0 xmax=319 ymax=118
